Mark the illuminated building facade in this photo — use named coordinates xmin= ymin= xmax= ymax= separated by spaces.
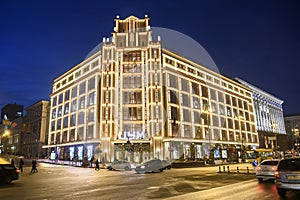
xmin=235 ymin=78 xmax=287 ymax=150
xmin=44 ymin=15 xmax=259 ymax=163
xmin=285 ymin=114 xmax=300 ymax=152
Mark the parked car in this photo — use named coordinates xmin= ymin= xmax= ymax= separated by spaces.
xmin=275 ymin=157 xmax=300 ymax=197
xmin=0 ymin=164 xmax=20 ymax=184
xmin=107 ymin=160 xmax=131 ymax=171
xmin=162 ymin=160 xmax=172 ymax=170
xmin=135 ymin=159 xmax=164 ymax=173
xmin=256 ymin=159 xmax=280 ymax=182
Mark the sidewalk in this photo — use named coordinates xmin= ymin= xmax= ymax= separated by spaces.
xmin=37 ymin=158 xmax=256 ymax=173
xmin=38 ymin=159 xmax=106 ymax=168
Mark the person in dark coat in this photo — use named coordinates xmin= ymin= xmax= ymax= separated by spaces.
xmin=19 ymin=158 xmax=24 ymax=172
xmin=30 ymin=159 xmax=38 ymax=173
xmin=95 ymin=159 xmax=100 ymax=171
xmin=90 ymin=155 xmax=94 ymax=167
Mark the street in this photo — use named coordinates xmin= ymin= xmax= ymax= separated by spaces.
xmin=0 ymin=162 xmax=300 ymax=200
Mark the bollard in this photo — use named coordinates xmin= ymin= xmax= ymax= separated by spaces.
xmin=247 ymin=166 xmax=249 ymax=174
xmin=237 ymin=166 xmax=239 ymax=173
xmin=223 ymin=166 xmax=226 ymax=172
xmin=227 ymin=166 xmax=230 ymax=173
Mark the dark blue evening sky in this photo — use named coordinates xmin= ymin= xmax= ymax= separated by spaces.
xmin=0 ymin=0 xmax=299 ymax=115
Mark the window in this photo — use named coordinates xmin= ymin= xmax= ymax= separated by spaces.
xmin=51 ymin=121 xmax=55 ymax=131
xmin=88 ymin=125 xmax=94 ymax=139
xmin=194 ymin=111 xmax=200 ymax=123
xmin=77 ymin=127 xmax=84 ymax=141
xmin=201 ymin=86 xmax=208 ymax=98
xmin=181 ymin=79 xmax=189 ymax=92
xmin=169 ymin=74 xmax=177 ymax=88
xmin=226 ymin=95 xmax=231 ymax=105
xmin=88 ymin=108 xmax=94 ymax=122
xmin=52 ymin=96 xmax=57 ymax=107
xmin=70 ymin=129 xmax=75 ymax=141
xmin=123 ymin=91 xmax=142 ymax=104
xmin=88 ymin=77 xmax=95 ymax=90
xmin=169 ymin=90 xmax=178 ymax=104
xmin=78 ymin=112 xmax=85 ymax=124
xmin=183 ymin=125 xmax=191 ymax=138
xmin=171 ymin=106 xmax=178 ymax=121
xmin=62 ymin=131 xmax=67 ymax=142
xmin=58 ymin=93 xmax=63 ymax=104
xmin=210 ymin=89 xmax=217 ymax=100
xmin=64 ymin=103 xmax=69 ymax=114
xmin=71 ymin=100 xmax=77 ymax=112
xmin=52 ymin=108 xmax=57 ymax=119
xmin=63 ymin=117 xmax=68 ymax=128
xmin=70 ymin=114 xmax=76 ymax=126
xmin=72 ymin=86 xmax=77 ymax=98
xmin=57 ymin=119 xmax=61 ymax=130
xmin=58 ymin=106 xmax=62 ymax=117
xmin=79 ymin=82 xmax=86 ymax=95
xmin=191 ymin=82 xmax=199 ymax=95
xmin=181 ymin=94 xmax=189 ymax=107
xmin=192 ymin=97 xmax=199 ymax=109
xmin=88 ymin=92 xmax=95 ymax=105
xmin=80 ymin=96 xmax=85 ymax=109
xmin=218 ymin=92 xmax=224 ymax=103
xmin=183 ymin=109 xmax=190 ymax=122
xmin=65 ymin=90 xmax=70 ymax=101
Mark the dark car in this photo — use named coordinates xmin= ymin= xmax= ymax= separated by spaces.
xmin=0 ymin=164 xmax=20 ymax=184
xmin=135 ymin=159 xmax=164 ymax=173
xmin=275 ymin=157 xmax=300 ymax=197
xmin=162 ymin=160 xmax=172 ymax=170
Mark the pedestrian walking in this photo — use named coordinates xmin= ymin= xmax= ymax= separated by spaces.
xmin=95 ymin=159 xmax=100 ymax=171
xmin=19 ymin=158 xmax=24 ymax=172
xmin=90 ymin=155 xmax=94 ymax=167
xmin=30 ymin=159 xmax=38 ymax=173
xmin=11 ymin=158 xmax=15 ymax=166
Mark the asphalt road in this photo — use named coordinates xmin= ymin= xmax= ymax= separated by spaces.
xmin=0 ymin=162 xmax=299 ymax=200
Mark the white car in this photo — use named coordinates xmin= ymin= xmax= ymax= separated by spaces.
xmin=256 ymin=159 xmax=280 ymax=182
xmin=107 ymin=160 xmax=131 ymax=171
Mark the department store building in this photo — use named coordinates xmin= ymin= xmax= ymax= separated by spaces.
xmin=43 ymin=15 xmax=259 ymax=163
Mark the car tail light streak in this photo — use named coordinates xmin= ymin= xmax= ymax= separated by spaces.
xmin=275 ymin=171 xmax=280 ymax=179
xmin=271 ymin=166 xmax=277 ymax=171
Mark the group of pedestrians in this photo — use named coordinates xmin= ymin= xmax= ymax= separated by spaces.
xmin=10 ymin=158 xmax=38 ymax=173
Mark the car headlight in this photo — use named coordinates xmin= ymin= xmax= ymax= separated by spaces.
xmin=141 ymin=166 xmax=145 ymax=169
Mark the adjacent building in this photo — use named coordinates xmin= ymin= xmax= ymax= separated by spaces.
xmin=43 ymin=15 xmax=259 ymax=163
xmin=285 ymin=114 xmax=300 ymax=152
xmin=0 ymin=100 xmax=50 ymax=157
xmin=1 ymin=103 xmax=23 ymax=122
xmin=235 ymin=78 xmax=287 ymax=150
xmin=21 ymin=100 xmax=50 ymax=158
xmin=0 ymin=103 xmax=24 ymax=155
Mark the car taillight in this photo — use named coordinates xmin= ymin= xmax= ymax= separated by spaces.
xmin=257 ymin=166 xmax=261 ymax=170
xmin=16 ymin=169 xmax=20 ymax=173
xmin=274 ymin=170 xmax=280 ymax=179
